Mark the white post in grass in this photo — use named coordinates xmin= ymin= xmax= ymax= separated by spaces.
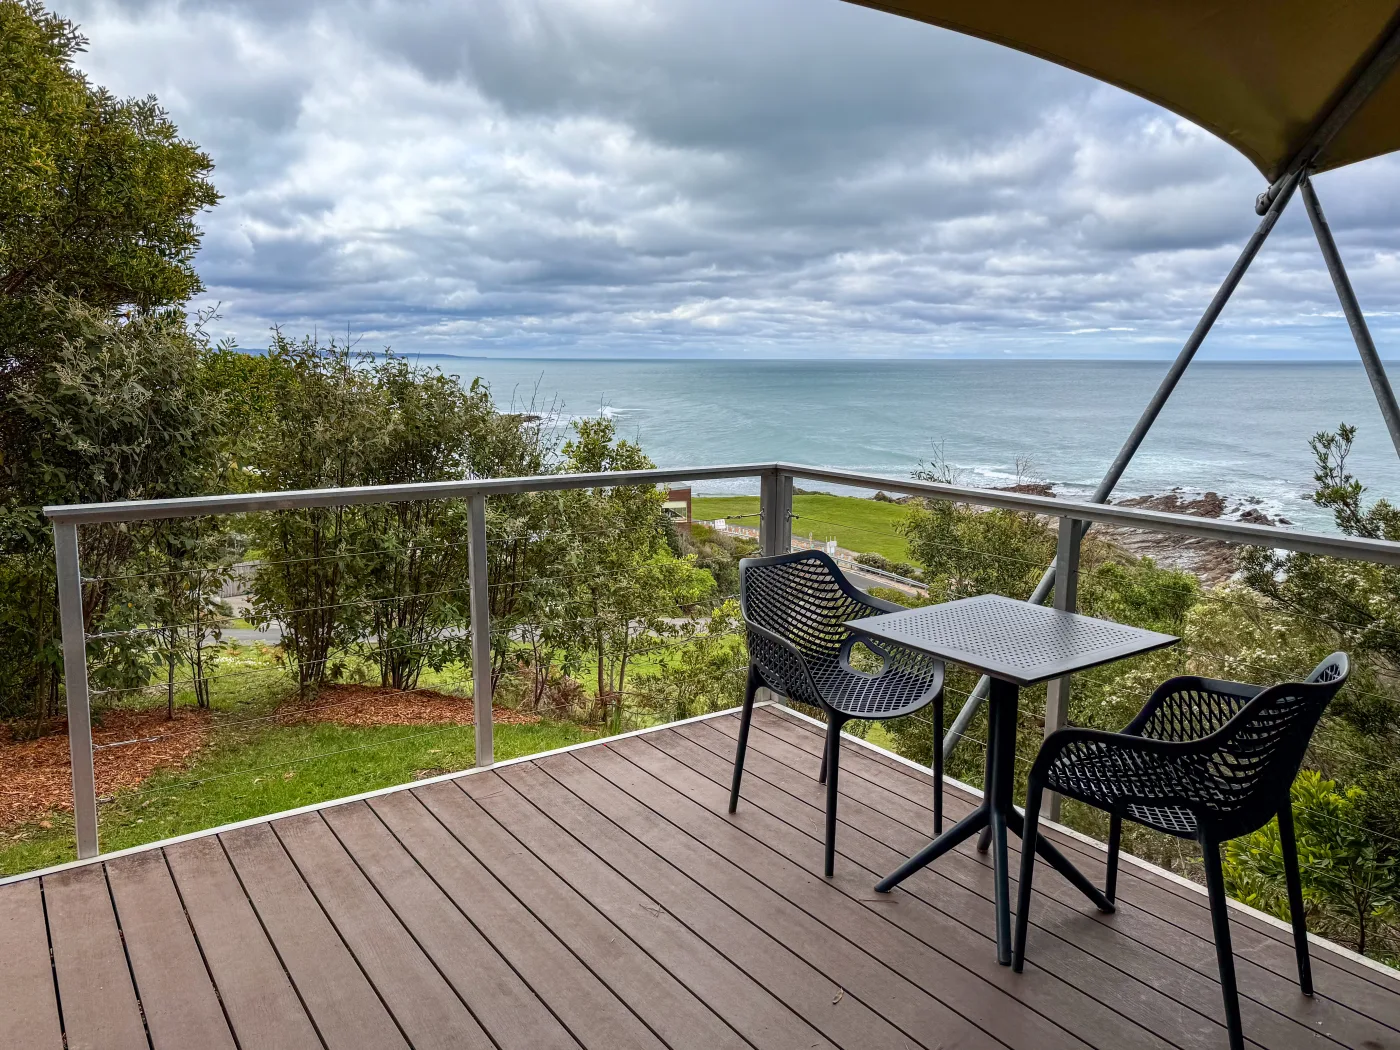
xmin=54 ymin=522 xmax=99 ymax=859
xmin=467 ymin=494 xmax=494 ymax=767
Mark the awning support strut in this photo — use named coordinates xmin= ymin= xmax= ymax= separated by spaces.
xmin=1301 ymin=174 xmax=1400 ymax=458
xmin=942 ymin=169 xmax=1304 ymax=759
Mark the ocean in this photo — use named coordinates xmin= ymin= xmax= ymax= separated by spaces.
xmin=430 ymin=359 xmax=1400 ymax=533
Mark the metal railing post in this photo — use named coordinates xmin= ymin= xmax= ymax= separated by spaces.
xmin=53 ymin=522 xmax=99 ymax=859
xmin=467 ymin=494 xmax=493 ymax=767
xmin=1042 ymin=517 xmax=1082 ymax=821
xmin=760 ymin=471 xmax=793 ymax=556
xmin=757 ymin=470 xmax=794 ymax=709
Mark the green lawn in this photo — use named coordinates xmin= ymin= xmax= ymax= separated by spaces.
xmin=692 ymin=493 xmax=912 ymax=561
xmin=0 ymin=718 xmax=594 ymax=877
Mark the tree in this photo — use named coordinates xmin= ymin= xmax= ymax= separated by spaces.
xmin=0 ymin=1 xmax=222 ymax=729
xmin=0 ymin=296 xmax=229 ymax=725
xmin=555 ymin=418 xmax=715 ymax=728
xmin=633 ymin=601 xmax=748 ymax=723
xmin=358 ymin=356 xmax=493 ymax=690
xmin=0 ymin=2 xmax=218 ymax=313
xmin=243 ymin=334 xmax=389 ymax=692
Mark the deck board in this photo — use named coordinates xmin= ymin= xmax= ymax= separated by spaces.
xmin=320 ymin=800 xmax=580 ymax=1050
xmin=105 ymin=850 xmax=238 ymax=1050
xmin=165 ymin=835 xmax=323 ymax=1050
xmin=739 ymin=707 xmax=1400 ymax=1036
xmin=273 ymin=811 xmax=494 ymax=1050
xmin=0 ymin=878 xmax=63 ymax=1050
xmin=221 ymin=821 xmax=410 ymax=1050
xmin=42 ymin=865 xmax=148 ymax=1050
xmin=3 ymin=706 xmax=1398 ymax=1050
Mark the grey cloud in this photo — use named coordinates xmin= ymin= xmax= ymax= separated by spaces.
xmin=59 ymin=0 xmax=1400 ymax=359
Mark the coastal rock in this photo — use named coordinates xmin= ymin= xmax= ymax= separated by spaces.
xmin=1102 ymin=488 xmax=1285 ymax=586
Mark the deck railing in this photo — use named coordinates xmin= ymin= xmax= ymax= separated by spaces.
xmin=43 ymin=462 xmax=1400 ymax=867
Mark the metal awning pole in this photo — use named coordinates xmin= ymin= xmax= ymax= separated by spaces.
xmin=1301 ymin=175 xmax=1400 ymax=458
xmin=941 ymin=168 xmax=1304 ymax=758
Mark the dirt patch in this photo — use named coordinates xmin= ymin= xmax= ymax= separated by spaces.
xmin=0 ymin=708 xmax=212 ymax=826
xmin=279 ymin=683 xmax=543 ymax=729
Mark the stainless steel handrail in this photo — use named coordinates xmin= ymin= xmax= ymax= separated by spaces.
xmin=43 ymin=461 xmax=1400 ymax=860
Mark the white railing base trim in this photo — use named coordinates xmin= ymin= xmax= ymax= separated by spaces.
xmin=0 ymin=703 xmax=754 ymax=888
xmin=766 ymin=703 xmax=1400 ymax=988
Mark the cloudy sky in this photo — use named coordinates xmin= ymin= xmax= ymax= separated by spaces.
xmin=62 ymin=0 xmax=1400 ymax=359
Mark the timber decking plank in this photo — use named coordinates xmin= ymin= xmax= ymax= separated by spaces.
xmin=673 ymin=722 xmax=1358 ymax=1050
xmin=105 ymin=850 xmax=238 ymax=1050
xmin=164 ymin=835 xmax=323 ymax=1050
xmin=41 ymin=865 xmax=147 ymax=1050
xmin=751 ymin=705 xmax=1400 ymax=1017
xmin=520 ymin=750 xmax=996 ymax=1050
xmin=607 ymin=733 xmax=1177 ymax=1050
xmin=271 ymin=811 xmax=493 ymax=1050
xmin=461 ymin=766 xmax=839 ymax=1050
xmin=0 ymin=878 xmax=63 ymax=1050
xmin=574 ymin=738 xmax=1098 ymax=1050
xmin=5 ymin=710 xmax=1397 ymax=1050
xmin=320 ymin=800 xmax=580 ymax=1050
xmin=418 ymin=776 xmax=748 ymax=1050
xmin=689 ymin=717 xmax=1379 ymax=1048
xmin=369 ymin=788 xmax=665 ymax=1050
xmin=219 ymin=822 xmax=410 ymax=1050
xmin=695 ymin=717 xmax=1387 ymax=1048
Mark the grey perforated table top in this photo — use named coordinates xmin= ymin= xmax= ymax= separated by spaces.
xmin=846 ymin=594 xmax=1178 ymax=687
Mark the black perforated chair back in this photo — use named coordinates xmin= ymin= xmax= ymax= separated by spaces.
xmin=1191 ymin=652 xmax=1348 ymax=839
xmin=740 ymin=550 xmax=870 ymax=706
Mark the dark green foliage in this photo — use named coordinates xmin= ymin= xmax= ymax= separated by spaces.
xmin=1224 ymin=771 xmax=1399 ymax=962
xmin=0 ymin=2 xmax=218 ymax=312
xmin=0 ymin=297 xmax=229 ymax=723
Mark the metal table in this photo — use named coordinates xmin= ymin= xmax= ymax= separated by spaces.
xmin=846 ymin=593 xmax=1177 ymax=965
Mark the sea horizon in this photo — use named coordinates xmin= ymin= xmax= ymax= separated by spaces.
xmin=415 ymin=358 xmax=1400 ymax=533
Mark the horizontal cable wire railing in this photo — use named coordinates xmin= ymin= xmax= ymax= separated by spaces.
xmin=29 ymin=451 xmax=1400 ymax=966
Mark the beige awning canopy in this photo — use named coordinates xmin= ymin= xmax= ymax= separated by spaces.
xmin=845 ymin=2 xmax=1400 ymax=180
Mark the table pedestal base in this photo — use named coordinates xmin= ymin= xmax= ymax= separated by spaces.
xmin=875 ymin=678 xmax=1114 ymax=965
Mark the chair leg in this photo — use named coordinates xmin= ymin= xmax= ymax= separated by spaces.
xmin=932 ymin=694 xmax=944 ymax=836
xmin=1277 ymin=803 xmax=1313 ymax=995
xmin=1013 ymin=778 xmax=1044 ymax=972
xmin=1201 ymin=838 xmax=1245 ymax=1050
xmin=728 ymin=665 xmax=761 ymax=814
xmin=1105 ymin=813 xmax=1122 ymax=905
xmin=824 ymin=716 xmax=844 ymax=878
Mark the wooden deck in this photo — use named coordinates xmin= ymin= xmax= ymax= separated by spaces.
xmin=3 ymin=705 xmax=1398 ymax=1050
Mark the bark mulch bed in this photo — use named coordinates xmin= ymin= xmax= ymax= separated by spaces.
xmin=0 ymin=708 xmax=212 ymax=826
xmin=278 ymin=683 xmax=544 ymax=729
xmin=0 ymin=686 xmax=544 ymax=829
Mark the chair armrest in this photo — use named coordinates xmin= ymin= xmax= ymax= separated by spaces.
xmin=1122 ymin=675 xmax=1264 ymax=741
xmin=1030 ymin=725 xmax=1202 ymax=788
xmin=743 ymin=618 xmax=823 ymax=701
xmin=853 ymin=590 xmax=910 ymax=615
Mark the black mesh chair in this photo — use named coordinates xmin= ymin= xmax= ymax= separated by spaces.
xmin=1013 ymin=653 xmax=1349 ymax=1050
xmin=732 ymin=550 xmax=945 ymax=877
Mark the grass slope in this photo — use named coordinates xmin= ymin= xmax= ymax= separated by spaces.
xmin=692 ymin=493 xmax=911 ymax=561
xmin=0 ymin=719 xmax=592 ymax=877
